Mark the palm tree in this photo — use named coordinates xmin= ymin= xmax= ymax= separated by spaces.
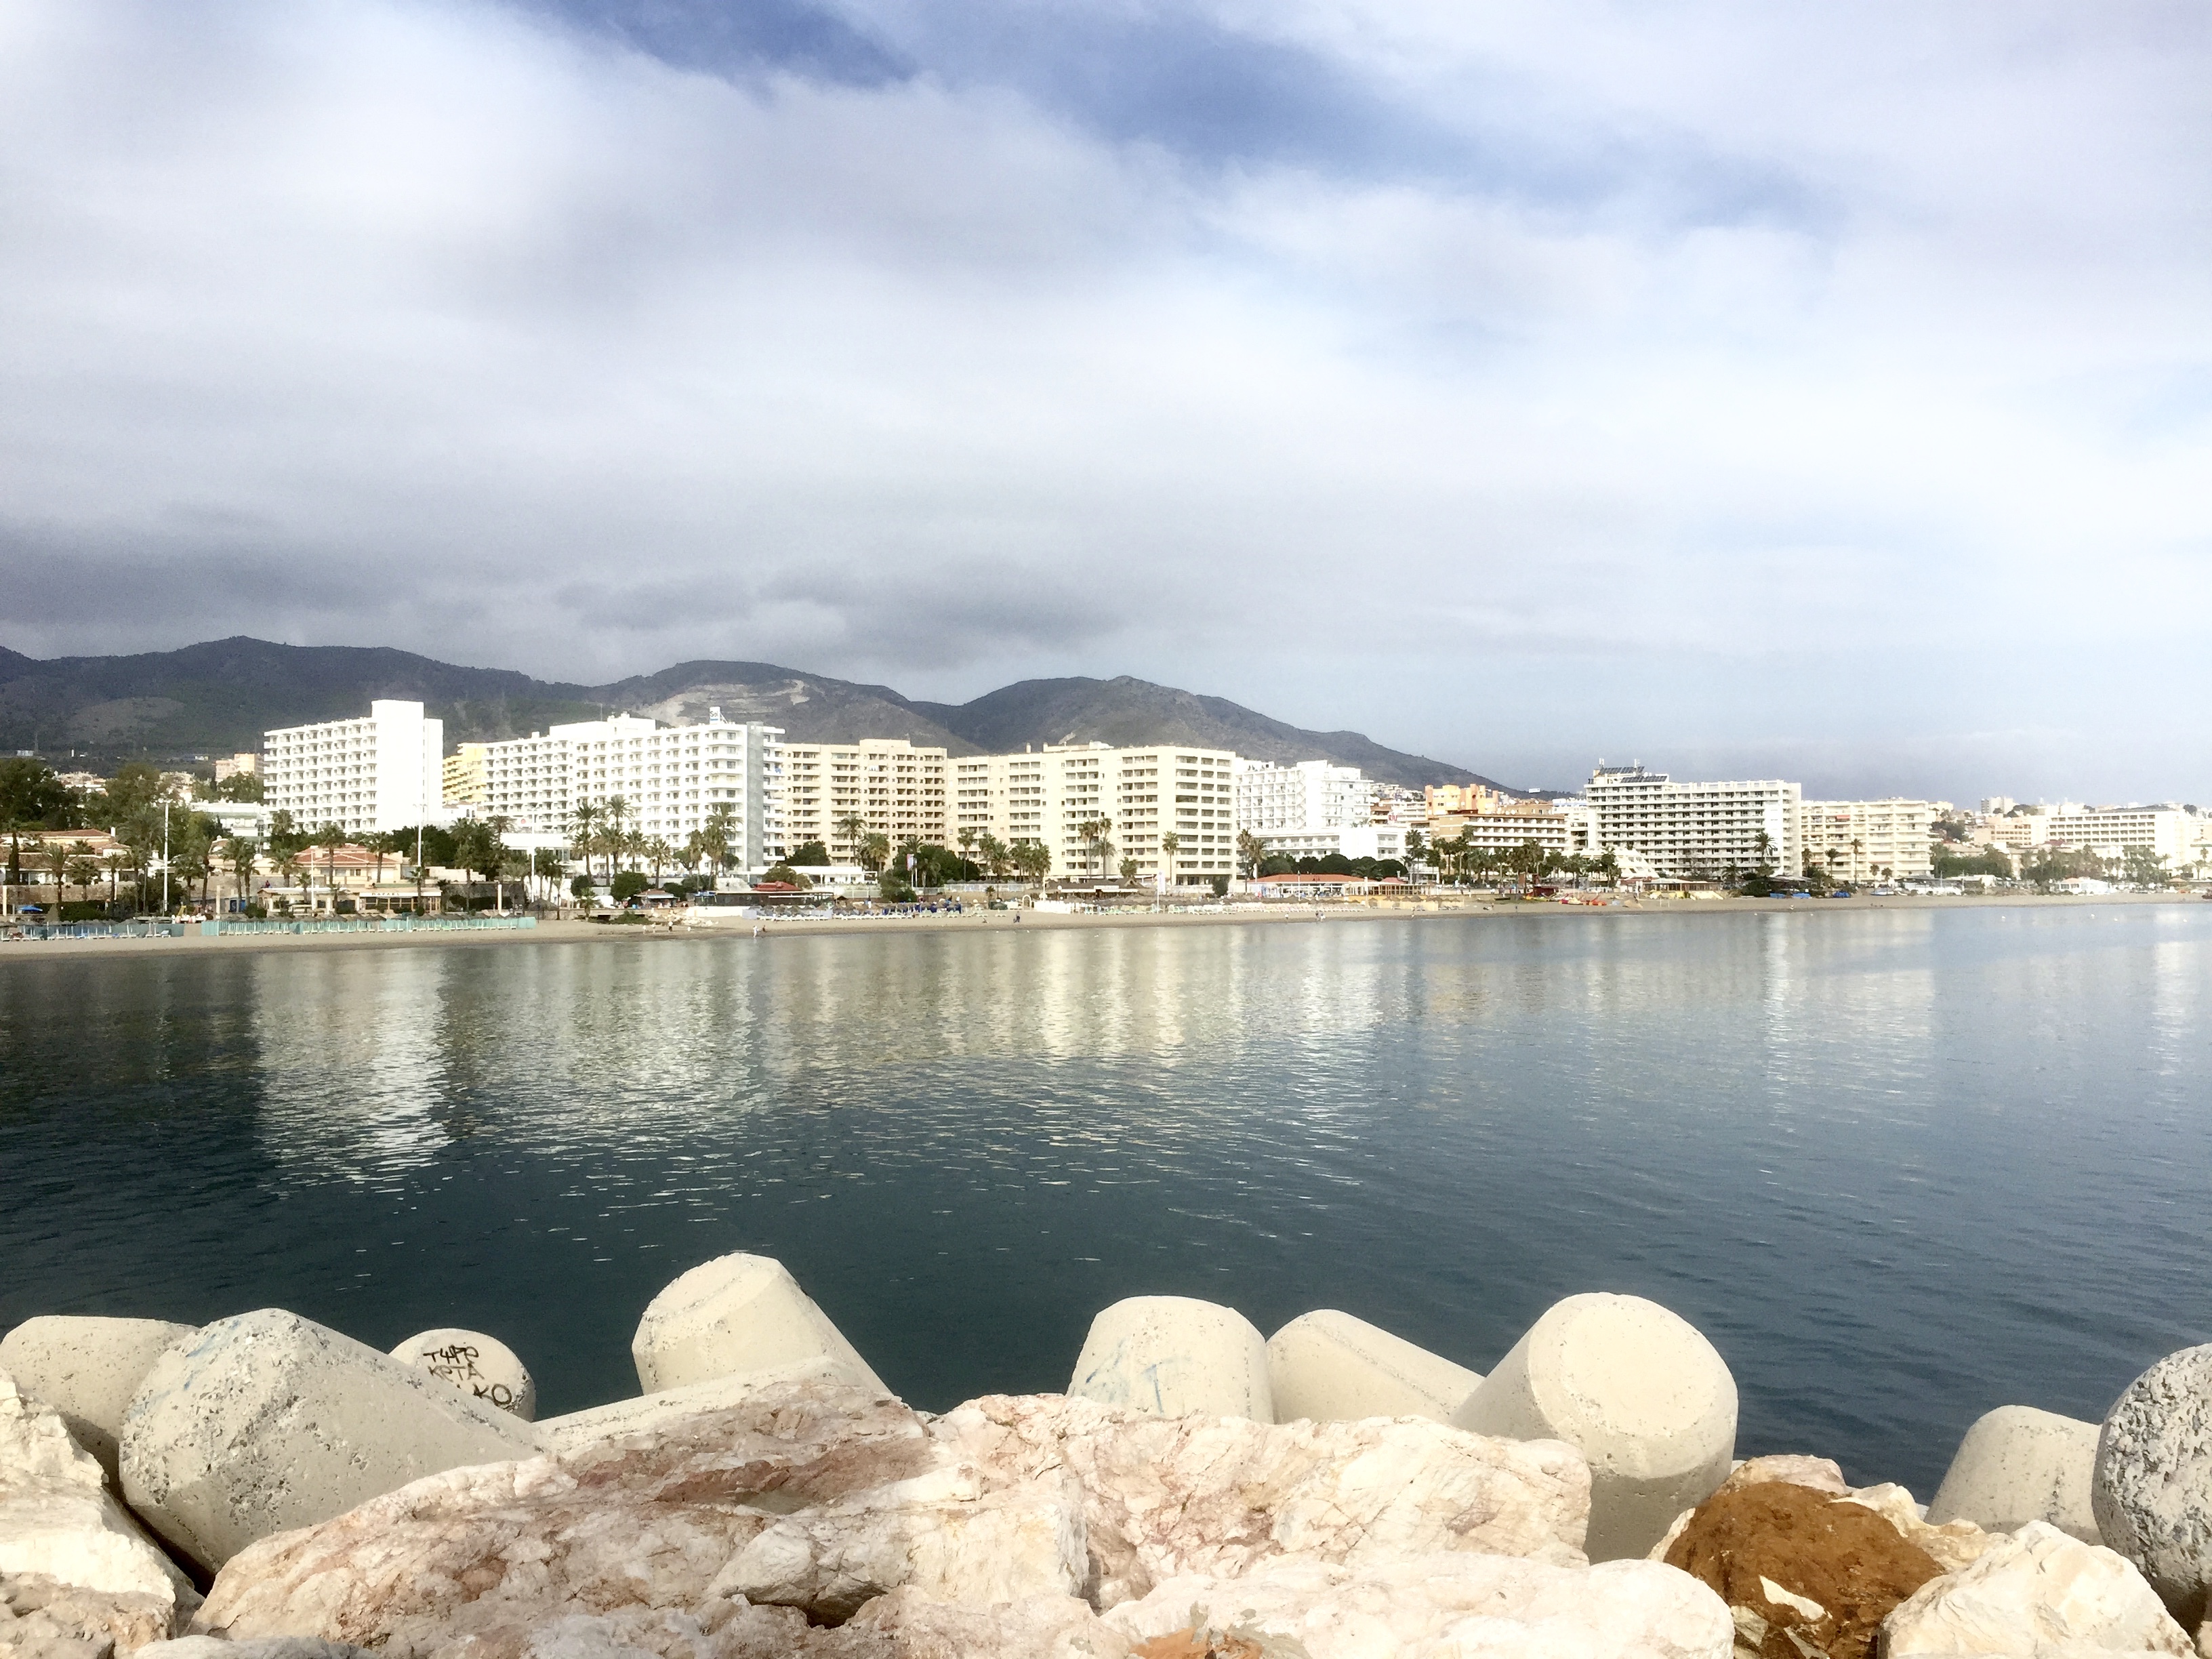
xmin=1158 ymin=829 xmax=1181 ymax=887
xmin=834 ymin=811 xmax=867 ymax=865
xmin=1849 ymin=837 xmax=1865 ymax=887
xmin=604 ymin=798 xmax=631 ymax=880
xmin=957 ymin=827 xmax=977 ymax=874
xmin=313 ymin=822 xmax=346 ymax=916
xmin=65 ymin=840 xmax=100 ymax=907
xmin=977 ymin=833 xmax=1008 ymax=880
xmin=1076 ymin=815 xmax=1113 ymax=878
xmin=857 ymin=831 xmax=890 ymax=874
xmin=644 ymin=836 xmax=674 ymax=886
xmin=1014 ymin=840 xmax=1052 ymax=886
xmin=568 ymin=802 xmax=603 ymax=882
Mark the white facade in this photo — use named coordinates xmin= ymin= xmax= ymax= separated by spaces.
xmin=1234 ymin=760 xmax=1374 ymax=834
xmin=1424 ymin=808 xmax=1578 ymax=860
xmin=1254 ymin=823 xmax=1410 ymax=863
xmin=1799 ymin=798 xmax=1935 ymax=882
xmin=263 ymin=700 xmax=443 ymax=837
xmin=777 ymin=739 xmax=949 ymax=859
xmin=478 ymin=712 xmax=783 ymax=869
xmin=954 ymin=741 xmax=1240 ymax=883
xmin=2047 ymin=806 xmax=2198 ymax=867
xmin=1585 ymin=764 xmax=1802 ymax=881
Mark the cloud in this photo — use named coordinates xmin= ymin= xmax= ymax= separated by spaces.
xmin=0 ymin=0 xmax=2207 ymax=800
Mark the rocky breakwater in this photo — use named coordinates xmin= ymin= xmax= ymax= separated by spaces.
xmin=5 ymin=1257 xmax=2211 ymax=1659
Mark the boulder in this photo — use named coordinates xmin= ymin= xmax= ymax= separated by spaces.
xmin=0 ymin=1319 xmax=199 ymax=1487
xmin=1100 ymin=1551 xmax=1734 ymax=1659
xmin=933 ymin=1391 xmax=1589 ymax=1608
xmin=537 ymin=1355 xmax=880 ymax=1454
xmin=1 ymin=1367 xmax=196 ymax=1654
xmin=1264 ymin=1310 xmax=1482 ymax=1424
xmin=195 ymin=1380 xmax=1593 ymax=1655
xmin=388 ymin=1328 xmax=537 ymax=1420
xmin=137 ymin=1642 xmax=373 ymax=1659
xmin=1068 ymin=1298 xmax=1272 ymax=1422
xmin=1662 ymin=1479 xmax=1945 ymax=1659
xmin=1723 ymin=1455 xmax=1849 ymax=1495
xmin=1929 ymin=1405 xmax=2103 ymax=1542
xmin=2095 ymin=1345 xmax=2212 ymax=1628
xmin=1882 ymin=1519 xmax=2190 ymax=1656
xmin=828 ymin=1588 xmax=1130 ymax=1658
xmin=119 ymin=1310 xmax=543 ymax=1575
xmin=1453 ymin=1292 xmax=1736 ymax=1561
xmin=190 ymin=1379 xmax=944 ymax=1651
xmin=630 ymin=1254 xmax=884 ymax=1396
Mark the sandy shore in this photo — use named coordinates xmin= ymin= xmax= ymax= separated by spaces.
xmin=0 ymin=890 xmax=2194 ymax=965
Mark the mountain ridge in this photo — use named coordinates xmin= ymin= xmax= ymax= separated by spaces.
xmin=0 ymin=637 xmax=1540 ymax=793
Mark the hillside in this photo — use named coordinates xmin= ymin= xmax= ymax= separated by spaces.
xmin=0 ymin=638 xmax=1528 ymax=792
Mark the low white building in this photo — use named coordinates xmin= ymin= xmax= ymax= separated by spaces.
xmin=1585 ymin=764 xmax=1801 ymax=882
xmin=478 ymin=710 xmax=783 ymax=870
xmin=1253 ymin=823 xmax=1411 ymax=864
xmin=1799 ymin=798 xmax=1935 ymax=882
xmin=262 ymin=700 xmax=444 ymax=837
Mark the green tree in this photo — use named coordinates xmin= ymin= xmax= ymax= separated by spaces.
xmin=1402 ymin=828 xmax=1427 ymax=880
xmin=218 ymin=834 xmax=260 ymax=912
xmin=1118 ymin=855 xmax=1139 ymax=884
xmin=786 ymin=839 xmax=830 ymax=867
xmin=1012 ymin=839 xmax=1052 ymax=886
xmin=2121 ymin=846 xmax=2171 ymax=890
xmin=697 ymin=802 xmax=737 ymax=879
xmin=857 ymin=831 xmax=890 ymax=874
xmin=1075 ymin=815 xmax=1113 ymax=878
xmin=834 ymin=811 xmax=867 ymax=863
xmin=1158 ymin=829 xmax=1182 ymax=884
xmin=642 ymin=836 xmax=674 ymax=886
xmin=211 ymin=772 xmax=265 ymax=802
xmin=611 ymin=869 xmax=648 ymax=904
xmin=65 ymin=839 xmax=102 ymax=904
xmin=532 ymin=847 xmax=566 ymax=905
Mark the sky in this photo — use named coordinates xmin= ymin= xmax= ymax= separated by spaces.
xmin=3 ymin=1 xmax=2209 ymax=801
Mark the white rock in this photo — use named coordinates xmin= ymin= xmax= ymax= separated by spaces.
xmin=1452 ymin=1292 xmax=1736 ymax=1562
xmin=1 ymin=1317 xmax=199 ymax=1486
xmin=1931 ymin=1405 xmax=2104 ymax=1542
xmin=120 ymin=1309 xmax=543 ymax=1574
xmin=1101 ymin=1551 xmax=1734 ymax=1659
xmin=137 ymin=1641 xmax=373 ymax=1659
xmin=708 ymin=1462 xmax=1086 ymax=1620
xmin=934 ymin=1391 xmax=1590 ymax=1609
xmin=1840 ymin=1481 xmax=1997 ymax=1574
xmin=1067 ymin=1297 xmax=1272 ymax=1422
xmin=1265 ymin=1310 xmax=1482 ymax=1424
xmin=388 ymin=1328 xmax=537 ymax=1420
xmin=629 ymin=1253 xmax=884 ymax=1396
xmin=837 ymin=1587 xmax=1132 ymax=1659
xmin=2095 ymin=1345 xmax=2212 ymax=1628
xmin=1883 ymin=1519 xmax=2193 ymax=1656
xmin=0 ymin=1366 xmax=195 ymax=1651
xmin=536 ymin=1354 xmax=880 ymax=1454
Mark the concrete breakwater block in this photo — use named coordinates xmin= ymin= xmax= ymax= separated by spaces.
xmin=1928 ymin=1404 xmax=2102 ymax=1542
xmin=1454 ymin=1292 xmax=1736 ymax=1562
xmin=2094 ymin=1343 xmax=2212 ymax=1628
xmin=538 ymin=1355 xmax=882 ymax=1453
xmin=119 ymin=1309 xmax=544 ymax=1574
xmin=1069 ymin=1296 xmax=1273 ymax=1421
xmin=632 ymin=1252 xmax=886 ymax=1396
xmin=1266 ymin=1310 xmax=1483 ymax=1424
xmin=0 ymin=1316 xmax=199 ymax=1486
xmin=388 ymin=1329 xmax=537 ymax=1420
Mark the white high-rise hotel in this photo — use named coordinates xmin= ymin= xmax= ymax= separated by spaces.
xmin=954 ymin=742 xmax=1240 ymax=883
xmin=262 ymin=700 xmax=444 ymax=837
xmin=476 ymin=712 xmax=783 ymax=869
xmin=1586 ymin=764 xmax=1802 ymax=881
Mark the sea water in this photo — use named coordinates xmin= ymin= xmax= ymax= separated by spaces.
xmin=2 ymin=903 xmax=2207 ymax=1493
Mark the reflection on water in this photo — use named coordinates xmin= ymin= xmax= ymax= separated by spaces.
xmin=3 ymin=905 xmax=2209 ymax=1494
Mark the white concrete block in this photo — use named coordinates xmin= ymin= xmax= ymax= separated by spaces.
xmin=1266 ymin=1310 xmax=1483 ymax=1424
xmin=0 ymin=1316 xmax=199 ymax=1486
xmin=1068 ymin=1296 xmax=1273 ymax=1421
xmin=1452 ymin=1292 xmax=1736 ymax=1563
xmin=119 ymin=1309 xmax=543 ymax=1573
xmin=1929 ymin=1405 xmax=2102 ymax=1542
xmin=388 ymin=1329 xmax=537 ymax=1421
xmin=630 ymin=1253 xmax=885 ymax=1396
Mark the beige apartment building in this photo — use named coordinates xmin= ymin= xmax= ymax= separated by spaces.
xmin=1799 ymin=798 xmax=1935 ymax=882
xmin=775 ymin=738 xmax=949 ymax=861
xmin=442 ymin=743 xmax=490 ymax=807
xmin=954 ymin=741 xmax=1239 ymax=884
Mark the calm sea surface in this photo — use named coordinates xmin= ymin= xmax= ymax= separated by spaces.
xmin=2 ymin=905 xmax=2207 ymax=1494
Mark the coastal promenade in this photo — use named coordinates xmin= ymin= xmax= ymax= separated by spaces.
xmin=0 ymin=890 xmax=2191 ymax=963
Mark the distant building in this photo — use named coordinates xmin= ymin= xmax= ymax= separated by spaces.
xmin=1585 ymin=764 xmax=1801 ymax=881
xmin=442 ymin=743 xmax=491 ymax=808
xmin=1798 ymin=799 xmax=1935 ymax=882
xmin=1424 ymin=807 xmax=1579 ymax=863
xmin=777 ymin=738 xmax=949 ymax=861
xmin=1424 ymin=782 xmax=1516 ymax=816
xmin=954 ymin=741 xmax=1239 ymax=884
xmin=1253 ymin=823 xmax=1412 ymax=865
xmin=212 ymin=752 xmax=259 ymax=783
xmin=2047 ymin=806 xmax=2198 ymax=867
xmin=1235 ymin=760 xmax=1374 ymax=835
xmin=262 ymin=701 xmax=444 ymax=838
xmin=477 ymin=711 xmax=781 ymax=869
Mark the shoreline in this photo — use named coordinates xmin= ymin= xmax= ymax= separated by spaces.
xmin=0 ymin=890 xmax=2194 ymax=963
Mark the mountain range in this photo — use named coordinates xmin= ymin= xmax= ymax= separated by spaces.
xmin=0 ymin=637 xmax=1538 ymax=792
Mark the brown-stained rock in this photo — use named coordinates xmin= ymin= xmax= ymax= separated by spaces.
xmin=1662 ymin=1480 xmax=1944 ymax=1659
